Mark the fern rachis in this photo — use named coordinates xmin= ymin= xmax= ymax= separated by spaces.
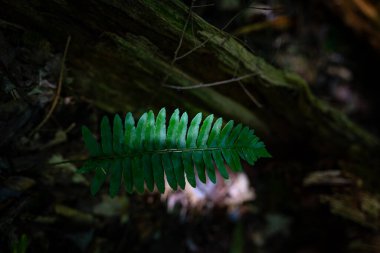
xmin=79 ymin=108 xmax=271 ymax=196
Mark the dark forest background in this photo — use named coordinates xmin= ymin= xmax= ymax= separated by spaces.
xmin=1 ymin=0 xmax=380 ymax=252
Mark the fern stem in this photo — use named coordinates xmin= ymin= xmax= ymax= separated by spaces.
xmin=92 ymin=146 xmax=255 ymax=160
xmin=49 ymin=146 xmax=257 ymax=166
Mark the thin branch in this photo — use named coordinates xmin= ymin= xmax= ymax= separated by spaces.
xmin=191 ymin=8 xmax=197 ymax=47
xmin=193 ymin=3 xmax=215 ymax=8
xmin=172 ymin=0 xmax=195 ymax=64
xmin=175 ymin=39 xmax=208 ymax=61
xmin=233 ymin=60 xmax=262 ymax=108
xmin=161 ymin=1 xmax=196 ymax=87
xmin=164 ymin=1 xmax=272 ymax=93
xmin=176 ymin=0 xmax=254 ymax=61
xmin=163 ymin=73 xmax=256 ymax=90
xmin=247 ymin=6 xmax=284 ymax=11
xmin=29 ymin=36 xmax=71 ymax=136
xmin=239 ymin=81 xmax=263 ymax=108
xmin=221 ymin=8 xmax=246 ymax=31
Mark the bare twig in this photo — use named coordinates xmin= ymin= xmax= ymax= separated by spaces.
xmin=191 ymin=8 xmax=197 ymax=47
xmin=160 ymin=1 xmax=196 ymax=87
xmin=29 ymin=35 xmax=71 ymax=136
xmin=176 ymin=0 xmax=254 ymax=61
xmin=232 ymin=60 xmax=262 ymax=108
xmin=172 ymin=0 xmax=195 ymax=63
xmin=163 ymin=73 xmax=256 ymax=90
xmin=239 ymin=81 xmax=263 ymax=108
xmin=163 ymin=0 xmax=271 ymax=101
xmin=193 ymin=3 xmax=215 ymax=8
xmin=247 ymin=6 xmax=284 ymax=11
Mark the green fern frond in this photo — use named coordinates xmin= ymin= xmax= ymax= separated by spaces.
xmin=79 ymin=108 xmax=271 ymax=196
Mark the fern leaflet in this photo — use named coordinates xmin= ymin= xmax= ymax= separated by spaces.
xmin=79 ymin=108 xmax=271 ymax=196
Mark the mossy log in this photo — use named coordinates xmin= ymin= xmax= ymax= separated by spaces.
xmin=1 ymin=0 xmax=379 ymax=187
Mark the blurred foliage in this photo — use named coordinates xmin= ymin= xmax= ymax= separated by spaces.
xmin=11 ymin=234 xmax=29 ymax=253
